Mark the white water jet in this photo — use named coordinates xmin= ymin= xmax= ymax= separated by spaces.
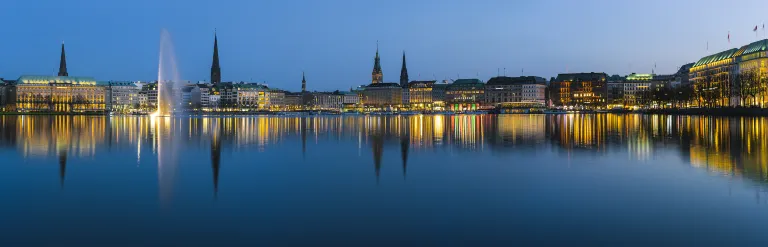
xmin=156 ymin=29 xmax=182 ymax=116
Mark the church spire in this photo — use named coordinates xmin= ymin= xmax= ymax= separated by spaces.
xmin=58 ymin=42 xmax=68 ymax=76
xmin=400 ymin=51 xmax=408 ymax=88
xmin=371 ymin=41 xmax=383 ymax=84
xmin=211 ymin=31 xmax=221 ymax=84
xmin=302 ymin=71 xmax=307 ymax=92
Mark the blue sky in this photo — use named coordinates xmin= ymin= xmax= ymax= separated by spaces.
xmin=3 ymin=0 xmax=768 ymax=91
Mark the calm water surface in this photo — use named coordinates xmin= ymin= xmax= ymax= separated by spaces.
xmin=2 ymin=114 xmax=768 ymax=246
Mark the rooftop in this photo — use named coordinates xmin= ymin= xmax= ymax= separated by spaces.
xmin=486 ymin=76 xmax=545 ymax=85
xmin=453 ymin=79 xmax=484 ymax=85
xmin=17 ymin=75 xmax=105 ymax=86
xmin=693 ymin=48 xmax=739 ymax=67
xmin=554 ymin=73 xmax=607 ymax=82
xmin=739 ymin=39 xmax=768 ymax=57
xmin=365 ymin=82 xmax=401 ymax=88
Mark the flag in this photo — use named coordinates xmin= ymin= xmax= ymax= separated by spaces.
xmin=728 ymin=32 xmax=730 ymax=43
xmin=754 ymin=25 xmax=759 ymax=32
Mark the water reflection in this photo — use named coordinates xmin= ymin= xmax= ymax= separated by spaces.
xmin=4 ymin=114 xmax=768 ymax=190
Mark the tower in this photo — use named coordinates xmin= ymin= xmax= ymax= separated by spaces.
xmin=211 ymin=31 xmax=221 ymax=84
xmin=302 ymin=72 xmax=307 ymax=92
xmin=58 ymin=43 xmax=68 ymax=77
xmin=400 ymin=51 xmax=409 ymax=88
xmin=372 ymin=43 xmax=383 ymax=84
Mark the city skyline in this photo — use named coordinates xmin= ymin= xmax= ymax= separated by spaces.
xmin=4 ymin=0 xmax=768 ymax=91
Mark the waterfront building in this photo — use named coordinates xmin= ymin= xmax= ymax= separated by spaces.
xmin=404 ymin=80 xmax=436 ymax=110
xmin=734 ymin=39 xmax=768 ymax=107
xmin=138 ymin=83 xmax=158 ymax=111
xmin=689 ymin=48 xmax=738 ymax=107
xmin=284 ymin=92 xmax=303 ymax=111
xmin=446 ymin=79 xmax=485 ymax=111
xmin=622 ymin=73 xmax=653 ymax=107
xmin=551 ymin=73 xmax=608 ymax=109
xmin=431 ymin=82 xmax=451 ymax=110
xmin=306 ymin=91 xmax=345 ymax=110
xmin=14 ymin=76 xmax=108 ymax=113
xmin=484 ymin=76 xmax=546 ymax=107
xmin=107 ymin=81 xmax=140 ymax=112
xmin=607 ymin=75 xmax=625 ymax=108
xmin=191 ymin=83 xmax=211 ymax=109
xmin=233 ymin=83 xmax=269 ymax=110
xmin=360 ymin=83 xmax=402 ymax=110
xmin=268 ymin=89 xmax=285 ymax=111
xmin=342 ymin=91 xmax=359 ymax=105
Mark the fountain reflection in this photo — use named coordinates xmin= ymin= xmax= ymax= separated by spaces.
xmin=5 ymin=114 xmax=768 ymax=191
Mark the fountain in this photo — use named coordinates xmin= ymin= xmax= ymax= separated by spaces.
xmin=155 ymin=29 xmax=182 ymax=206
xmin=155 ymin=29 xmax=182 ymax=116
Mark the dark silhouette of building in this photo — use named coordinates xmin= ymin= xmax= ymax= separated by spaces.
xmin=58 ymin=43 xmax=68 ymax=76
xmin=211 ymin=32 xmax=221 ymax=84
xmin=301 ymin=71 xmax=307 ymax=92
xmin=372 ymin=43 xmax=383 ymax=84
xmin=400 ymin=51 xmax=409 ymax=88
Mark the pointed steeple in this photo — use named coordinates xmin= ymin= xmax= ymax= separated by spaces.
xmin=302 ymin=71 xmax=307 ymax=92
xmin=58 ymin=42 xmax=68 ymax=76
xmin=211 ymin=30 xmax=221 ymax=84
xmin=371 ymin=41 xmax=383 ymax=84
xmin=400 ymin=51 xmax=409 ymax=88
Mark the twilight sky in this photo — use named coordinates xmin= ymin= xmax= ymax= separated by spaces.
xmin=2 ymin=0 xmax=768 ymax=91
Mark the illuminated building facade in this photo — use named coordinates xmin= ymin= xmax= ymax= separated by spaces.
xmin=360 ymin=83 xmax=402 ymax=109
xmin=446 ymin=79 xmax=485 ymax=111
xmin=622 ymin=73 xmax=653 ymax=107
xmin=138 ymin=83 xmax=158 ymax=111
xmin=485 ymin=76 xmax=546 ymax=106
xmin=107 ymin=81 xmax=139 ymax=112
xmin=552 ymin=73 xmax=607 ymax=109
xmin=403 ymin=80 xmax=435 ymax=110
xmin=306 ymin=92 xmax=345 ymax=110
xmin=284 ymin=92 xmax=303 ymax=110
xmin=735 ymin=39 xmax=768 ymax=107
xmin=14 ymin=76 xmax=108 ymax=113
xmin=689 ymin=48 xmax=738 ymax=107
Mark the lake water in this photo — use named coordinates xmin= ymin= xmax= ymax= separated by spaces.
xmin=2 ymin=114 xmax=768 ymax=246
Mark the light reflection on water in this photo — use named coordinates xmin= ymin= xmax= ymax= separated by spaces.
xmin=3 ymin=114 xmax=768 ymax=245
